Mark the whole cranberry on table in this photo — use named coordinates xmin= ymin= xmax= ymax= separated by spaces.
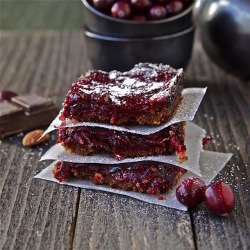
xmin=176 ymin=178 xmax=235 ymax=216
xmin=176 ymin=177 xmax=206 ymax=208
xmin=89 ymin=0 xmax=193 ymax=20
xmin=204 ymin=181 xmax=235 ymax=216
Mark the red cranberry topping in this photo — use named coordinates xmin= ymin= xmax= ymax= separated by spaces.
xmin=176 ymin=177 xmax=206 ymax=208
xmin=0 ymin=90 xmax=17 ymax=102
xmin=204 ymin=181 xmax=235 ymax=216
xmin=148 ymin=5 xmax=167 ymax=20
xmin=53 ymin=161 xmax=72 ymax=182
xmin=57 ymin=122 xmax=186 ymax=160
xmin=61 ymin=63 xmax=184 ymax=125
xmin=166 ymin=1 xmax=184 ymax=15
xmin=93 ymin=173 xmax=104 ymax=184
xmin=53 ymin=161 xmax=186 ymax=198
xmin=111 ymin=1 xmax=131 ymax=19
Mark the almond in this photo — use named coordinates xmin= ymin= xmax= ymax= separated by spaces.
xmin=22 ymin=129 xmax=50 ymax=147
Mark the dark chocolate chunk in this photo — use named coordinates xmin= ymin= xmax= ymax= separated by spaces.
xmin=0 ymin=101 xmax=24 ymax=119
xmin=11 ymin=95 xmax=54 ymax=113
xmin=0 ymin=95 xmax=58 ymax=138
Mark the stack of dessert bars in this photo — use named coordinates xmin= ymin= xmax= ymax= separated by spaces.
xmin=51 ymin=63 xmax=199 ymax=199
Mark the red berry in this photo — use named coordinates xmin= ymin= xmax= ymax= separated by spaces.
xmin=111 ymin=1 xmax=131 ymax=19
xmin=166 ymin=1 xmax=184 ymax=15
xmin=131 ymin=0 xmax=152 ymax=11
xmin=204 ymin=181 xmax=235 ymax=216
xmin=0 ymin=90 xmax=17 ymax=101
xmin=92 ymin=0 xmax=115 ymax=10
xmin=152 ymin=0 xmax=169 ymax=4
xmin=148 ymin=5 xmax=167 ymax=20
xmin=176 ymin=177 xmax=206 ymax=208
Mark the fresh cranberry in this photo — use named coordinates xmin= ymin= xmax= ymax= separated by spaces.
xmin=111 ymin=1 xmax=131 ymax=19
xmin=0 ymin=90 xmax=17 ymax=101
xmin=166 ymin=1 xmax=184 ymax=15
xmin=148 ymin=5 xmax=167 ymax=20
xmin=204 ymin=181 xmax=235 ymax=216
xmin=92 ymin=0 xmax=115 ymax=10
xmin=181 ymin=0 xmax=192 ymax=3
xmin=130 ymin=0 xmax=152 ymax=11
xmin=176 ymin=177 xmax=206 ymax=208
xmin=152 ymin=0 xmax=169 ymax=4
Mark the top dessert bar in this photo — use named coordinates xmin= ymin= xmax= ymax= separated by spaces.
xmin=61 ymin=63 xmax=184 ymax=125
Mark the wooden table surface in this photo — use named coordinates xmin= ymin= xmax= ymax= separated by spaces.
xmin=0 ymin=31 xmax=249 ymax=250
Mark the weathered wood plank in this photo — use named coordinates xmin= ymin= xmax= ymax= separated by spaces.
xmin=186 ymin=41 xmax=250 ymax=250
xmin=0 ymin=31 xmax=249 ymax=250
xmin=0 ymin=136 xmax=79 ymax=250
xmin=73 ymin=190 xmax=195 ymax=250
xmin=0 ymin=32 xmax=81 ymax=250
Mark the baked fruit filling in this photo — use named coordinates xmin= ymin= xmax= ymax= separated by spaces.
xmin=57 ymin=122 xmax=187 ymax=161
xmin=53 ymin=63 xmax=190 ymax=198
xmin=60 ymin=63 xmax=184 ymax=125
xmin=53 ymin=161 xmax=186 ymax=198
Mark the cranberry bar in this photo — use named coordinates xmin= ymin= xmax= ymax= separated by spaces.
xmin=57 ymin=122 xmax=187 ymax=161
xmin=53 ymin=161 xmax=186 ymax=198
xmin=61 ymin=63 xmax=184 ymax=125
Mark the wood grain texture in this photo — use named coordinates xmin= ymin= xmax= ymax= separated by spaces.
xmin=0 ymin=31 xmax=84 ymax=250
xmin=73 ymin=190 xmax=195 ymax=250
xmin=0 ymin=136 xmax=79 ymax=250
xmin=186 ymin=39 xmax=250 ymax=250
xmin=0 ymin=31 xmax=249 ymax=250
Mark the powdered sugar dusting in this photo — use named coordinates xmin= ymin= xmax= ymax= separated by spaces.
xmin=75 ymin=63 xmax=184 ymax=105
xmin=149 ymin=72 xmax=180 ymax=101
